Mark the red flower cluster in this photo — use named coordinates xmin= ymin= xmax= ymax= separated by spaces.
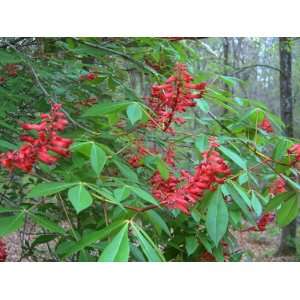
xmin=269 ymin=176 xmax=286 ymax=196
xmin=0 ymin=240 xmax=7 ymax=262
xmin=0 ymin=103 xmax=72 ymax=173
xmin=256 ymin=213 xmax=276 ymax=231
xmin=80 ymin=73 xmax=97 ymax=81
xmin=0 ymin=77 xmax=5 ymax=84
xmin=151 ymin=138 xmax=231 ymax=213
xmin=260 ymin=117 xmax=273 ymax=133
xmin=288 ymin=144 xmax=300 ymax=161
xmin=147 ymin=63 xmax=207 ymax=134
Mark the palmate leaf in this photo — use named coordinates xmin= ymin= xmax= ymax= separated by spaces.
xmin=131 ymin=222 xmax=165 ymax=262
xmin=61 ymin=219 xmax=127 ymax=259
xmin=98 ymin=223 xmax=129 ymax=262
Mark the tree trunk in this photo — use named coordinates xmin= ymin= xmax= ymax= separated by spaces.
xmin=277 ymin=37 xmax=297 ymax=256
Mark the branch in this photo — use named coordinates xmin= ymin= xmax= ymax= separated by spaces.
xmin=231 ymin=64 xmax=283 ymax=76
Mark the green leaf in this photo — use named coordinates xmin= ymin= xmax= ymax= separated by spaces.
xmin=206 ymin=187 xmax=228 ymax=246
xmin=131 ymin=222 xmax=165 ymax=262
xmin=90 ymin=143 xmax=107 ymax=176
xmin=29 ymin=214 xmax=65 ymax=234
xmin=0 ymin=139 xmax=17 ymax=151
xmin=272 ymin=139 xmax=292 ymax=161
xmin=277 ymin=195 xmax=299 ymax=227
xmin=98 ymin=223 xmax=129 ymax=262
xmin=0 ymin=212 xmax=25 ymax=237
xmin=144 ymin=210 xmax=170 ymax=236
xmin=130 ymin=186 xmax=159 ymax=205
xmin=226 ymin=182 xmax=256 ymax=224
xmin=250 ymin=192 xmax=262 ymax=217
xmin=196 ymin=99 xmax=210 ymax=113
xmin=28 ymin=182 xmax=77 ymax=198
xmin=112 ymin=159 xmax=138 ymax=182
xmin=83 ymin=101 xmax=130 ymax=117
xmin=156 ymin=158 xmax=169 ymax=180
xmin=68 ymin=184 xmax=93 ymax=214
xmin=61 ymin=219 xmax=126 ymax=259
xmin=185 ymin=236 xmax=199 ymax=255
xmin=113 ymin=186 xmax=131 ymax=202
xmin=282 ymin=175 xmax=300 ymax=191
xmin=230 ymin=181 xmax=251 ymax=206
xmin=195 ymin=134 xmax=209 ymax=153
xmin=199 ymin=234 xmax=213 ymax=253
xmin=265 ymin=191 xmax=295 ymax=212
xmin=219 ymin=145 xmax=247 ymax=170
xmin=127 ymin=103 xmax=143 ymax=125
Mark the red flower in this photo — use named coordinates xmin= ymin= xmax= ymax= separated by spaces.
xmin=0 ymin=240 xmax=7 ymax=262
xmin=0 ymin=77 xmax=5 ymax=84
xmin=146 ymin=63 xmax=207 ymax=134
xmin=150 ymin=137 xmax=231 ymax=213
xmin=260 ymin=117 xmax=273 ymax=133
xmin=0 ymin=103 xmax=72 ymax=173
xmin=269 ymin=176 xmax=286 ymax=196
xmin=86 ymin=73 xmax=97 ymax=80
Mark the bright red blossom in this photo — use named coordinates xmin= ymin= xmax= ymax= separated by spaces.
xmin=269 ymin=176 xmax=286 ymax=195
xmin=260 ymin=117 xmax=273 ymax=133
xmin=151 ymin=137 xmax=231 ymax=213
xmin=0 ymin=103 xmax=72 ymax=173
xmin=146 ymin=63 xmax=207 ymax=134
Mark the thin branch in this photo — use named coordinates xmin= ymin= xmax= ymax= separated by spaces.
xmin=231 ymin=64 xmax=283 ymax=76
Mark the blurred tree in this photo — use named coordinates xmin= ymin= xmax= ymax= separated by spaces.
xmin=277 ymin=37 xmax=297 ymax=256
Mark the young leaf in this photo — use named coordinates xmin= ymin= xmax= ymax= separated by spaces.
xmin=90 ymin=143 xmax=107 ymax=176
xmin=68 ymin=184 xmax=93 ymax=214
xmin=28 ymin=182 xmax=77 ymax=198
xmin=206 ymin=187 xmax=228 ymax=246
xmin=98 ymin=223 xmax=129 ymax=262
xmin=127 ymin=103 xmax=143 ymax=125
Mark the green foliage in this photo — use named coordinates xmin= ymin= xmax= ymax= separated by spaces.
xmin=0 ymin=37 xmax=299 ymax=262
